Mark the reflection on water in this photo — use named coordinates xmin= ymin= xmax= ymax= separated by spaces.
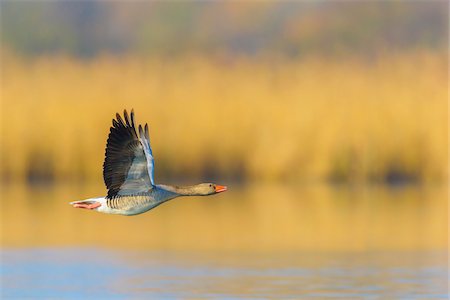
xmin=1 ymin=183 xmax=447 ymax=251
xmin=1 ymin=183 xmax=448 ymax=298
xmin=1 ymin=249 xmax=447 ymax=298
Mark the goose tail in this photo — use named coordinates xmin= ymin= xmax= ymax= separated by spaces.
xmin=70 ymin=197 xmax=105 ymax=210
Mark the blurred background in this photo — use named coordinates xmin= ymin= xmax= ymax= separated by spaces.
xmin=1 ymin=1 xmax=448 ymax=298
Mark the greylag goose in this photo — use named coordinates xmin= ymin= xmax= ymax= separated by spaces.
xmin=70 ymin=109 xmax=227 ymax=216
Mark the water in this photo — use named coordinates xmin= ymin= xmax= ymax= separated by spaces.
xmin=1 ymin=184 xmax=448 ymax=298
xmin=2 ymin=248 xmax=447 ymax=298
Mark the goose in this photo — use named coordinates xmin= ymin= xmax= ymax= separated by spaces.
xmin=70 ymin=109 xmax=227 ymax=216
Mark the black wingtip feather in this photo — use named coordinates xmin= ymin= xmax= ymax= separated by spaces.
xmin=145 ymin=124 xmax=149 ymax=140
xmin=116 ymin=113 xmax=125 ymax=126
xmin=123 ymin=110 xmax=130 ymax=126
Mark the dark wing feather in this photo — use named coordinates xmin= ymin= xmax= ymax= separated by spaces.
xmin=103 ymin=109 xmax=153 ymax=199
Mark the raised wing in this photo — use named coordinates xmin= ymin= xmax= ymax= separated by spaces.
xmin=138 ymin=123 xmax=155 ymax=186
xmin=103 ymin=109 xmax=155 ymax=199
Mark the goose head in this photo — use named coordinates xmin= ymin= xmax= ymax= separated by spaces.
xmin=195 ymin=183 xmax=228 ymax=195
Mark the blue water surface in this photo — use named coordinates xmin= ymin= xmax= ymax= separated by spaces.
xmin=1 ymin=248 xmax=447 ymax=299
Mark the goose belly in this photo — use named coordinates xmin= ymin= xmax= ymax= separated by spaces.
xmin=102 ymin=194 xmax=161 ymax=216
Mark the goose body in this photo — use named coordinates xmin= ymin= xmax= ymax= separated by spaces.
xmin=70 ymin=110 xmax=227 ymax=216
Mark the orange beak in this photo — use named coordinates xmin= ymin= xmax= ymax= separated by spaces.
xmin=215 ymin=185 xmax=227 ymax=193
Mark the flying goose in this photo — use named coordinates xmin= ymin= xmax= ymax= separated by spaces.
xmin=70 ymin=109 xmax=227 ymax=215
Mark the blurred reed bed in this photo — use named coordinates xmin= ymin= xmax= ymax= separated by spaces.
xmin=1 ymin=51 xmax=447 ymax=184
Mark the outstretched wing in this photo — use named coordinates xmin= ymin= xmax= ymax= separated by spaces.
xmin=138 ymin=123 xmax=155 ymax=186
xmin=103 ymin=109 xmax=155 ymax=199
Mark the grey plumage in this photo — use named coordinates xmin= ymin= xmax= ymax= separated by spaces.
xmin=71 ymin=109 xmax=227 ymax=216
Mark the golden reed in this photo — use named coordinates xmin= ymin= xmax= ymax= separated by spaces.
xmin=1 ymin=51 xmax=447 ymax=184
